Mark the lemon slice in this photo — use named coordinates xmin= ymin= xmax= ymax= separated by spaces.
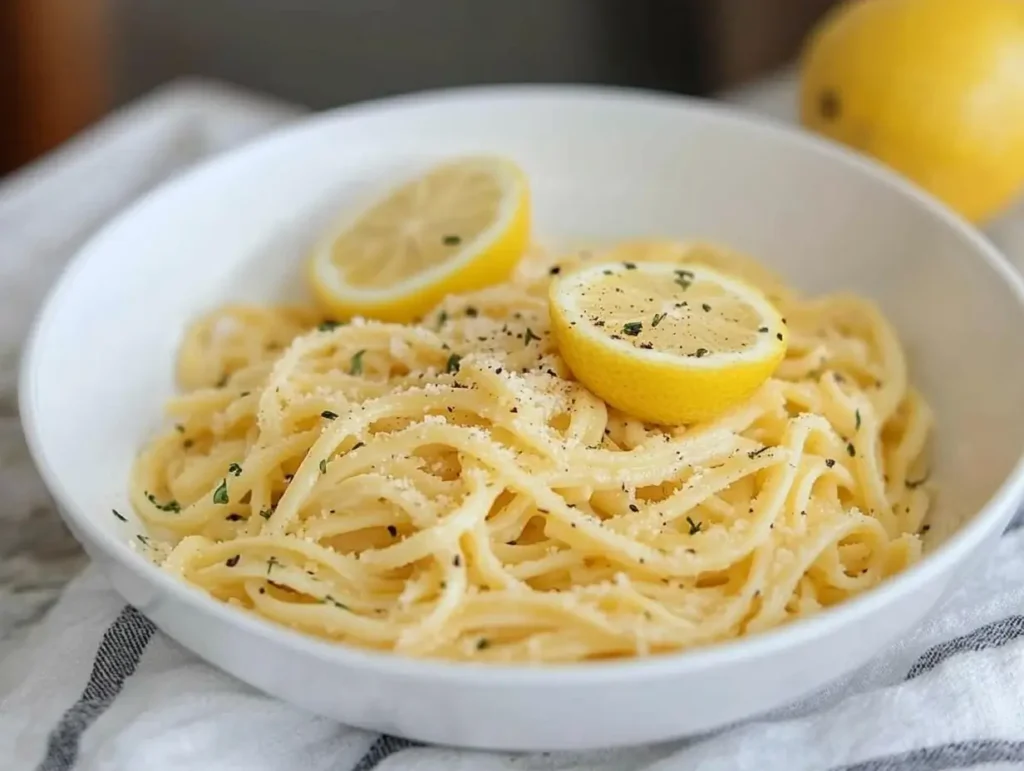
xmin=549 ymin=261 xmax=787 ymax=425
xmin=308 ymin=156 xmax=530 ymax=322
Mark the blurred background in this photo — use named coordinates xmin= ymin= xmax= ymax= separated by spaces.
xmin=0 ymin=0 xmax=839 ymax=177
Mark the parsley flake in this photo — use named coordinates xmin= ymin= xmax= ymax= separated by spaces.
xmin=212 ymin=479 xmax=229 ymax=505
xmin=622 ymin=321 xmax=643 ymax=336
xmin=674 ymin=269 xmax=694 ymax=290
xmin=349 ymin=349 xmax=366 ymax=375
xmin=146 ymin=492 xmax=181 ymax=513
xmin=446 ymin=353 xmax=462 ymax=374
xmin=321 ymin=410 xmax=339 ymax=420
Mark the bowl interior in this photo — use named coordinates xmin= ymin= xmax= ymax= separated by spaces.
xmin=22 ymin=87 xmax=1024 ymax=593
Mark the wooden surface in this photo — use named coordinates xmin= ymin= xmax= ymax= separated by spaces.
xmin=0 ymin=0 xmax=834 ymax=176
xmin=0 ymin=0 xmax=112 ymax=175
xmin=706 ymin=0 xmax=839 ymax=88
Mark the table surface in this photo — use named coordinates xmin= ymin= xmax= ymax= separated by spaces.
xmin=4 ymin=74 xmax=1024 ymax=651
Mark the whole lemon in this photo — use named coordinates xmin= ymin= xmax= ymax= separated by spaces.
xmin=800 ymin=0 xmax=1024 ymax=223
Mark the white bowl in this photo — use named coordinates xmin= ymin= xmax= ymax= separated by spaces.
xmin=20 ymin=85 xmax=1024 ymax=751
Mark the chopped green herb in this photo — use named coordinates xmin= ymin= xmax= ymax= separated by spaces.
xmin=319 ymin=458 xmax=328 ymax=474
xmin=686 ymin=516 xmax=703 ymax=536
xmin=652 ymin=312 xmax=666 ymax=328
xmin=623 ymin=262 xmax=637 ymax=270
xmin=920 ymin=524 xmax=931 ymax=534
xmin=213 ymin=479 xmax=229 ymax=505
xmin=349 ymin=349 xmax=366 ymax=375
xmin=267 ymin=556 xmax=280 ymax=575
xmin=183 ymin=439 xmax=194 ymax=449
xmin=442 ymin=234 xmax=461 ymax=246
xmin=758 ymin=326 xmax=769 ymax=333
xmin=136 ymin=534 xmax=150 ymax=546
xmin=112 ymin=509 xmax=127 ymax=522
xmin=622 ymin=321 xmax=643 ymax=336
xmin=351 ymin=441 xmax=366 ymax=451
xmin=324 ymin=595 xmax=349 ymax=609
xmin=524 ymin=327 xmax=541 ymax=344
xmin=216 ymin=374 xmax=229 ymax=388
xmin=387 ymin=525 xmax=398 ymax=537
xmin=226 ymin=513 xmax=243 ymax=522
xmin=435 ymin=310 xmax=448 ymax=330
xmin=226 ymin=555 xmax=240 ymax=568
xmin=228 ymin=462 xmax=243 ymax=477
xmin=476 ymin=638 xmax=491 ymax=651
xmin=694 ymin=347 xmax=708 ymax=358
xmin=321 ymin=410 xmax=339 ymax=420
xmin=549 ymin=265 xmax=561 ymax=275
xmin=855 ymin=409 xmax=861 ymax=430
xmin=701 ymin=303 xmax=711 ymax=313
xmin=628 ymin=503 xmax=639 ymax=513
xmin=259 ymin=508 xmax=274 ymax=520
xmin=674 ymin=269 xmax=694 ymax=290
xmin=240 ymin=391 xmax=250 ymax=397
xmin=465 ymin=306 xmax=479 ymax=318
xmin=446 ymin=353 xmax=462 ymax=374
xmin=174 ymin=424 xmax=185 ymax=433
xmin=146 ymin=492 xmax=181 ymax=513
xmin=317 ymin=320 xmax=342 ymax=332
xmin=452 ymin=555 xmax=462 ymax=567
xmin=747 ymin=447 xmax=769 ymax=459
xmin=846 ymin=442 xmax=856 ymax=457
xmin=825 ymin=458 xmax=836 ymax=468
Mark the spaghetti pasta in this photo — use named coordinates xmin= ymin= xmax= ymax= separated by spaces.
xmin=130 ymin=243 xmax=932 ymax=663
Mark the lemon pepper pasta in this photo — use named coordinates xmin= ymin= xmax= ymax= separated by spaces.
xmin=130 ymin=242 xmax=932 ymax=663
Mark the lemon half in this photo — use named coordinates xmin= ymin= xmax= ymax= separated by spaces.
xmin=550 ymin=261 xmax=787 ymax=425
xmin=308 ymin=156 xmax=530 ymax=322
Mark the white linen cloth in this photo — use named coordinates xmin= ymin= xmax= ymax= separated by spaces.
xmin=4 ymin=523 xmax=1024 ymax=771
xmin=5 ymin=77 xmax=1024 ymax=771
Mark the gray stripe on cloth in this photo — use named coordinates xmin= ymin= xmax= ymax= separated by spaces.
xmin=1006 ymin=509 xmax=1024 ymax=531
xmin=351 ymin=735 xmax=422 ymax=770
xmin=831 ymin=739 xmax=1024 ymax=771
xmin=906 ymin=615 xmax=1024 ymax=680
xmin=36 ymin=605 xmax=157 ymax=771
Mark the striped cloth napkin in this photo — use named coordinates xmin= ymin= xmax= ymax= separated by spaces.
xmin=4 ymin=518 xmax=1024 ymax=771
